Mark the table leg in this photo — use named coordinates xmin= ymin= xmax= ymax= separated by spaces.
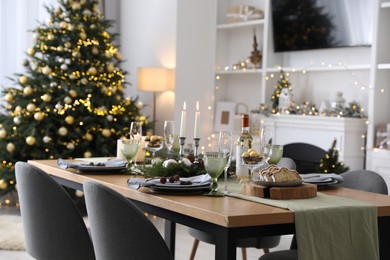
xmin=215 ymin=228 xmax=236 ymax=260
xmin=164 ymin=220 xmax=176 ymax=258
xmin=379 ymin=216 xmax=390 ymax=260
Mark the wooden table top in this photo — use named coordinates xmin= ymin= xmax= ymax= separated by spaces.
xmin=28 ymin=159 xmax=390 ymax=228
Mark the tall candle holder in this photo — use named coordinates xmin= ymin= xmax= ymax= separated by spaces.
xmin=193 ymin=138 xmax=201 ymax=165
xmin=179 ymin=136 xmax=186 ymax=158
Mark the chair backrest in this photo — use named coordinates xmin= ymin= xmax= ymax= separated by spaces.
xmin=83 ymin=181 xmax=173 ymax=260
xmin=15 ymin=162 xmax=95 ymax=260
xmin=340 ymin=170 xmax=388 ymax=195
xmin=283 ymin=143 xmax=326 ymax=174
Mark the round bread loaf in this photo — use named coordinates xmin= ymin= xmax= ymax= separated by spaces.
xmin=259 ymin=165 xmax=301 ymax=182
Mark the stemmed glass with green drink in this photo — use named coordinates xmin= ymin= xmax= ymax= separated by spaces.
xmin=203 ymin=152 xmax=227 ymax=197
xmin=120 ymin=139 xmax=140 ymax=171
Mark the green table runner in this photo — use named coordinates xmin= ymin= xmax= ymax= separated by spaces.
xmin=228 ymin=186 xmax=379 ymax=260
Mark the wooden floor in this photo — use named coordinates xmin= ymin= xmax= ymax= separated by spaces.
xmin=0 ymin=206 xmax=293 ymax=260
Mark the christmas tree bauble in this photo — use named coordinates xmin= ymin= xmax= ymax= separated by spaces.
xmin=27 ymin=48 xmax=35 ymax=56
xmin=64 ymin=96 xmax=72 ymax=104
xmin=42 ymin=66 xmax=52 ymax=75
xmin=0 ymin=179 xmax=7 ymax=190
xmin=65 ymin=115 xmax=75 ymax=124
xmin=79 ymin=32 xmax=87 ymax=40
xmin=0 ymin=129 xmax=7 ymax=139
xmin=102 ymin=129 xmax=111 ymax=137
xmin=14 ymin=106 xmax=22 ymax=114
xmin=47 ymin=33 xmax=55 ymax=41
xmin=115 ymin=52 xmax=123 ymax=60
xmin=4 ymin=93 xmax=14 ymax=102
xmin=60 ymin=64 xmax=68 ymax=70
xmin=26 ymin=136 xmax=36 ymax=146
xmin=72 ymin=2 xmax=81 ymax=10
xmin=59 ymin=21 xmax=68 ymax=29
xmin=58 ymin=127 xmax=68 ymax=136
xmin=19 ymin=75 xmax=28 ymax=84
xmin=88 ymin=67 xmax=97 ymax=75
xmin=26 ymin=103 xmax=36 ymax=112
xmin=69 ymin=89 xmax=77 ymax=98
xmin=34 ymin=112 xmax=44 ymax=121
xmin=106 ymin=63 xmax=115 ymax=72
xmin=23 ymin=86 xmax=33 ymax=96
xmin=84 ymin=151 xmax=92 ymax=158
xmin=66 ymin=143 xmax=75 ymax=150
xmin=43 ymin=136 xmax=51 ymax=143
xmin=13 ymin=117 xmax=21 ymax=125
xmin=92 ymin=47 xmax=99 ymax=55
xmin=80 ymin=78 xmax=88 ymax=85
xmin=41 ymin=94 xmax=52 ymax=102
xmin=85 ymin=133 xmax=93 ymax=141
xmin=55 ymin=103 xmax=64 ymax=110
xmin=6 ymin=143 xmax=15 ymax=153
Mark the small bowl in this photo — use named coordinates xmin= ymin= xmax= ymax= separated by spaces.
xmin=242 ymin=156 xmax=263 ymax=164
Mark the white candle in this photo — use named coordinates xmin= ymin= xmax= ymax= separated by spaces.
xmin=194 ymin=101 xmax=200 ymax=138
xmin=180 ymin=102 xmax=187 ymax=137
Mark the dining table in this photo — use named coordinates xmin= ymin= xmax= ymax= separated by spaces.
xmin=28 ymin=159 xmax=390 ymax=260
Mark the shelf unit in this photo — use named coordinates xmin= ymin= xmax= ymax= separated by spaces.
xmin=366 ymin=0 xmax=390 ymax=188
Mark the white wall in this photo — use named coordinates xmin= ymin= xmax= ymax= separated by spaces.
xmin=119 ymin=0 xmax=177 ymax=136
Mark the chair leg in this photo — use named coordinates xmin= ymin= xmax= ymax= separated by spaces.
xmin=241 ymin=248 xmax=247 ymax=260
xmin=189 ymin=239 xmax=200 ymax=260
xmin=263 ymin=248 xmax=270 ymax=254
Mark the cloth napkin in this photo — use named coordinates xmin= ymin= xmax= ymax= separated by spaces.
xmin=228 ymin=190 xmax=379 ymax=260
xmin=127 ymin=174 xmax=212 ymax=189
xmin=57 ymin=158 xmax=127 ymax=169
xmin=301 ymin=173 xmax=344 ymax=184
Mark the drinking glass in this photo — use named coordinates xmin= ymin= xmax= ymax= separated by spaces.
xmin=145 ymin=136 xmax=164 ymax=164
xmin=120 ymin=139 xmax=140 ymax=171
xmin=203 ymin=152 xmax=227 ymax=197
xmin=241 ymin=156 xmax=265 ymax=180
xmin=130 ymin=122 xmax=142 ymax=165
xmin=261 ymin=128 xmax=273 ymax=163
xmin=164 ymin=121 xmax=175 ymax=154
xmin=218 ymin=131 xmax=232 ymax=194
xmin=268 ymin=145 xmax=284 ymax=165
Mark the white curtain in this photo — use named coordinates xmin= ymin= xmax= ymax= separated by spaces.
xmin=0 ymin=0 xmax=57 ymax=96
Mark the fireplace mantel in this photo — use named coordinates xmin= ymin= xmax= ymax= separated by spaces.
xmin=261 ymin=114 xmax=367 ymax=170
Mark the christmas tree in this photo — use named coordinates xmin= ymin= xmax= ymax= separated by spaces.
xmin=0 ymin=0 xmax=148 ymax=197
xmin=317 ymin=139 xmax=350 ymax=174
xmin=270 ymin=70 xmax=292 ymax=112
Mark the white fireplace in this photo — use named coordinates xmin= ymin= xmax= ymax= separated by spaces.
xmin=260 ymin=114 xmax=367 ymax=170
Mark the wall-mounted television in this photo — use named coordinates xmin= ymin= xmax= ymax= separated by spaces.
xmin=271 ymin=0 xmax=373 ymax=52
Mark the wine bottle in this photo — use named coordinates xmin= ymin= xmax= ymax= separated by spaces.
xmin=236 ymin=114 xmax=253 ymax=180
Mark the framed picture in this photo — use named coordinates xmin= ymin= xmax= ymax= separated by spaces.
xmin=213 ymin=101 xmax=236 ymax=132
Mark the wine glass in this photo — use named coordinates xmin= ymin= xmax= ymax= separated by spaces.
xmin=164 ymin=121 xmax=175 ymax=155
xmin=130 ymin=122 xmax=142 ymax=165
xmin=260 ymin=128 xmax=273 ymax=164
xmin=218 ymin=131 xmax=232 ymax=194
xmin=241 ymin=154 xmax=265 ymax=180
xmin=203 ymin=152 xmax=227 ymax=197
xmin=145 ymin=135 xmax=164 ymax=164
xmin=268 ymin=145 xmax=284 ymax=165
xmin=120 ymin=139 xmax=140 ymax=171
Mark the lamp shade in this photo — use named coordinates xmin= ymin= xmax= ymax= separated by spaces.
xmin=137 ymin=67 xmax=175 ymax=92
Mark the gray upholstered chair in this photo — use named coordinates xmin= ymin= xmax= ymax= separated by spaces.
xmin=15 ymin=162 xmax=95 ymax=260
xmin=188 ymin=157 xmax=296 ymax=260
xmin=83 ymin=181 xmax=173 ymax=260
xmin=258 ymin=169 xmax=388 ymax=260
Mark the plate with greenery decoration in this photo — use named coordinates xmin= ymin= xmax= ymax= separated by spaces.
xmin=136 ymin=159 xmax=206 ymax=179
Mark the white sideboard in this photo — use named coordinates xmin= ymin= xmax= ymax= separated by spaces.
xmin=261 ymin=115 xmax=367 ymax=170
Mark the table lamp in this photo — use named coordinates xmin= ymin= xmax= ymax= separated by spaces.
xmin=137 ymin=67 xmax=175 ymax=133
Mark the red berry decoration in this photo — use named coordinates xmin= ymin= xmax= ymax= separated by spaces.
xmin=174 ymin=175 xmax=180 ymax=181
xmin=168 ymin=176 xmax=175 ymax=183
xmin=160 ymin=177 xmax=167 ymax=184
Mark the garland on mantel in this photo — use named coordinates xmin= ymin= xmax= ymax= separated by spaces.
xmin=253 ymin=101 xmax=366 ymax=118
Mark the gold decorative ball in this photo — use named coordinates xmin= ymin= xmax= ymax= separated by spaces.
xmin=64 ymin=96 xmax=72 ymax=104
xmin=34 ymin=112 xmax=44 ymax=121
xmin=85 ymin=133 xmax=93 ymax=141
xmin=79 ymin=32 xmax=87 ymax=40
xmin=4 ymin=93 xmax=14 ymax=102
xmin=13 ymin=116 xmax=21 ymax=125
xmin=84 ymin=151 xmax=92 ymax=158
xmin=19 ymin=75 xmax=28 ymax=85
xmin=72 ymin=50 xmax=80 ymax=58
xmin=0 ymin=129 xmax=7 ymax=139
xmin=26 ymin=103 xmax=36 ymax=112
xmin=58 ymin=127 xmax=68 ymax=136
xmin=23 ymin=86 xmax=33 ymax=96
xmin=26 ymin=136 xmax=36 ymax=146
xmin=92 ymin=47 xmax=99 ymax=55
xmin=115 ymin=52 xmax=123 ymax=60
xmin=106 ymin=63 xmax=115 ymax=72
xmin=72 ymin=2 xmax=81 ymax=10
xmin=102 ymin=128 xmax=111 ymax=137
xmin=66 ymin=143 xmax=75 ymax=150
xmin=43 ymin=136 xmax=51 ymax=143
xmin=80 ymin=78 xmax=88 ymax=85
xmin=59 ymin=21 xmax=68 ymax=29
xmin=47 ymin=33 xmax=55 ymax=41
xmin=69 ymin=74 xmax=77 ymax=80
xmin=88 ymin=67 xmax=97 ymax=75
xmin=6 ymin=143 xmax=15 ymax=153
xmin=27 ymin=48 xmax=35 ymax=56
xmin=42 ymin=66 xmax=52 ymax=75
xmin=41 ymin=93 xmax=52 ymax=102
xmin=67 ymin=24 xmax=74 ymax=31
xmin=69 ymin=89 xmax=77 ymax=98
xmin=14 ymin=106 xmax=22 ymax=114
xmin=105 ymin=52 xmax=113 ymax=59
xmin=65 ymin=115 xmax=75 ymax=124
xmin=64 ymin=42 xmax=72 ymax=48
xmin=0 ymin=179 xmax=7 ymax=190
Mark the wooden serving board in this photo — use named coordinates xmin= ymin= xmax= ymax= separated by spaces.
xmin=243 ymin=182 xmax=317 ymax=200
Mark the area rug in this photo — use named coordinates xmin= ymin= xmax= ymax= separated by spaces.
xmin=0 ymin=215 xmax=25 ymax=251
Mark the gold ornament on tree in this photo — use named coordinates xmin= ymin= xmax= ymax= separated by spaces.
xmin=102 ymin=128 xmax=111 ymax=137
xmin=26 ymin=136 xmax=36 ymax=146
xmin=0 ymin=129 xmax=7 ymax=139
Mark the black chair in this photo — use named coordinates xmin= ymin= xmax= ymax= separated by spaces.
xmin=283 ymin=143 xmax=326 ymax=174
xmin=258 ymin=169 xmax=388 ymax=260
xmin=15 ymin=162 xmax=95 ymax=260
xmin=83 ymin=181 xmax=173 ymax=260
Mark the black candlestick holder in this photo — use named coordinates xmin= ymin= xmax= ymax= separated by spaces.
xmin=179 ymin=136 xmax=186 ymax=158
